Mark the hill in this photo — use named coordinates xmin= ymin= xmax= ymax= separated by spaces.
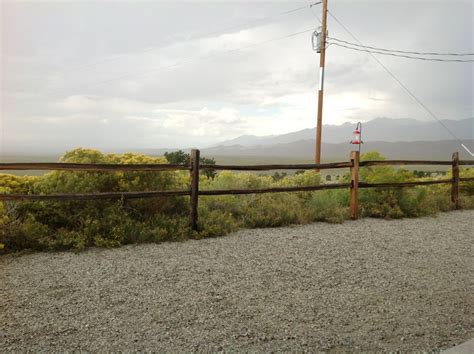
xmin=216 ymin=117 xmax=474 ymax=147
xmin=202 ymin=139 xmax=474 ymax=160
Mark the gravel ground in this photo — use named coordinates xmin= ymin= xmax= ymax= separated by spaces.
xmin=1 ymin=211 xmax=473 ymax=352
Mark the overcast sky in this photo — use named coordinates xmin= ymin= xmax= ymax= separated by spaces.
xmin=1 ymin=0 xmax=473 ymax=153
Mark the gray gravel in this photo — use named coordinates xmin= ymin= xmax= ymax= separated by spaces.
xmin=1 ymin=211 xmax=473 ymax=352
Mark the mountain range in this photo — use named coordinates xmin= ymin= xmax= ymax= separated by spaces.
xmin=202 ymin=117 xmax=474 ymax=160
xmin=3 ymin=117 xmax=473 ymax=161
xmin=217 ymin=117 xmax=473 ymax=147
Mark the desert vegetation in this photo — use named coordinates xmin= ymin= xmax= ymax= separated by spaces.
xmin=0 ymin=148 xmax=473 ymax=252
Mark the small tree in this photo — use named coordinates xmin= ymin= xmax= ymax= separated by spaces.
xmin=200 ymin=156 xmax=217 ymax=179
xmin=164 ymin=150 xmax=190 ymax=165
xmin=164 ymin=150 xmax=217 ymax=178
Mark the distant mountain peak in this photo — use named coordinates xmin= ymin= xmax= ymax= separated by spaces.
xmin=215 ymin=117 xmax=473 ymax=148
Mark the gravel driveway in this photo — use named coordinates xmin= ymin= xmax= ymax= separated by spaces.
xmin=1 ymin=211 xmax=473 ymax=352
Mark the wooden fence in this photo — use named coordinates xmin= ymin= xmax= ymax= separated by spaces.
xmin=1 ymin=150 xmax=473 ymax=230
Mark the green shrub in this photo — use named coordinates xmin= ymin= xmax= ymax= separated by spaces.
xmin=460 ymin=167 xmax=474 ymax=196
xmin=1 ymin=214 xmax=50 ymax=251
xmin=459 ymin=167 xmax=474 ymax=208
xmin=243 ymin=193 xmax=306 ymax=228
xmin=147 ymin=215 xmax=190 ymax=242
xmin=397 ymin=186 xmax=442 ymax=217
xmin=306 ymin=190 xmax=348 ymax=223
xmin=358 ymin=151 xmax=421 ymax=218
xmin=196 ymin=205 xmax=240 ymax=238
xmin=0 ymin=149 xmax=471 ymax=253
xmin=279 ymin=170 xmax=321 ymax=187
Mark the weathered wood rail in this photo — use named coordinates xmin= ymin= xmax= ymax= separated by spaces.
xmin=1 ymin=150 xmax=473 ymax=230
xmin=0 ymin=163 xmax=190 ymax=171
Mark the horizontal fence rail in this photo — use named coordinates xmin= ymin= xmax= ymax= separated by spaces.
xmin=0 ymin=150 xmax=473 ymax=229
xmin=360 ymin=160 xmax=474 ymax=167
xmin=2 ymin=160 xmax=472 ymax=172
xmin=0 ymin=162 xmax=191 ymax=172
xmin=0 ymin=184 xmax=353 ymax=201
xmin=460 ymin=177 xmax=474 ymax=182
xmin=199 ymin=183 xmax=351 ymax=196
xmin=360 ymin=160 xmax=451 ymax=166
xmin=201 ymin=162 xmax=353 ymax=171
xmin=0 ymin=190 xmax=191 ymax=201
xmin=359 ymin=179 xmax=458 ymax=188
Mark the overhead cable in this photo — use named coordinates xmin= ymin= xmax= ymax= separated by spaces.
xmin=328 ymin=37 xmax=474 ymax=57
xmin=58 ymin=2 xmax=323 ymax=73
xmin=329 ymin=42 xmax=474 ymax=62
xmin=47 ymin=27 xmax=316 ymax=97
xmin=327 ymin=9 xmax=473 ymax=156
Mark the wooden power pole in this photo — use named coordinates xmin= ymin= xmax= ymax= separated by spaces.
xmin=315 ymin=0 xmax=328 ymax=164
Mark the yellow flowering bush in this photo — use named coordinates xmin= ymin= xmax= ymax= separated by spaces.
xmin=0 ymin=149 xmax=472 ymax=252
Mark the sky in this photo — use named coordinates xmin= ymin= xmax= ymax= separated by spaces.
xmin=1 ymin=0 xmax=473 ymax=154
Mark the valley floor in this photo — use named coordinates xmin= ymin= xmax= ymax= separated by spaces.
xmin=1 ymin=211 xmax=473 ymax=351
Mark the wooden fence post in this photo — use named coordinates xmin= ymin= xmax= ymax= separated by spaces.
xmin=190 ymin=149 xmax=200 ymax=231
xmin=451 ymin=151 xmax=460 ymax=209
xmin=350 ymin=151 xmax=360 ymax=220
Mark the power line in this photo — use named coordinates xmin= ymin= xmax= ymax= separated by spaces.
xmin=57 ymin=2 xmax=322 ymax=74
xmin=328 ymin=37 xmax=474 ymax=57
xmin=327 ymin=9 xmax=473 ymax=157
xmin=47 ymin=27 xmax=316 ymax=98
xmin=328 ymin=41 xmax=474 ymax=63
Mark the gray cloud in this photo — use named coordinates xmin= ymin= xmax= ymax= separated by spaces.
xmin=1 ymin=0 xmax=473 ymax=154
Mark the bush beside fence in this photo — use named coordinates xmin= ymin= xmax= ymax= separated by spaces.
xmin=1 ymin=150 xmax=473 ymax=230
xmin=0 ymin=149 xmax=473 ymax=251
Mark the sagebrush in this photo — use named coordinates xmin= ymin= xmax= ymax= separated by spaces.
xmin=1 ymin=149 xmax=472 ymax=252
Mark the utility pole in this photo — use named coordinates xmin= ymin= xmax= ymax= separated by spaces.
xmin=315 ymin=0 xmax=328 ymax=165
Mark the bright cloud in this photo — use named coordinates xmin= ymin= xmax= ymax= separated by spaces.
xmin=1 ymin=0 xmax=472 ymax=155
